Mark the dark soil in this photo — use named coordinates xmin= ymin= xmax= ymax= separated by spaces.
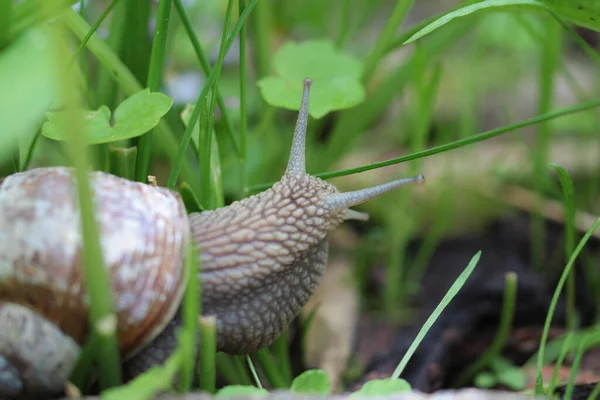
xmin=344 ymin=212 xmax=600 ymax=397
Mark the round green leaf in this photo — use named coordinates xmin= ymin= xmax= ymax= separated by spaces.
xmin=111 ymin=89 xmax=173 ymax=141
xmin=290 ymin=369 xmax=330 ymax=395
xmin=350 ymin=378 xmax=411 ymax=397
xmin=474 ymin=372 xmax=497 ymax=388
xmin=215 ymin=385 xmax=269 ymax=397
xmin=41 ymin=89 xmax=173 ymax=144
xmin=42 ymin=106 xmax=111 ymax=142
xmin=257 ymin=39 xmax=365 ymax=119
xmin=496 ymin=367 xmax=527 ymax=390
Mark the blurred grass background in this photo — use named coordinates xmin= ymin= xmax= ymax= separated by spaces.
xmin=2 ymin=0 xmax=600 ymax=395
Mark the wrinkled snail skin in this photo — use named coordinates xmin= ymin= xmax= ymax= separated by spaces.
xmin=0 ymin=78 xmax=425 ymax=399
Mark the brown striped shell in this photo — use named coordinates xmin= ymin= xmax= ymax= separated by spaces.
xmin=0 ymin=166 xmax=190 ymax=360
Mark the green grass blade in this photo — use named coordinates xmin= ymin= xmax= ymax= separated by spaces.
xmin=179 ymin=242 xmax=200 ymax=392
xmin=200 ymin=0 xmax=234 ymax=208
xmin=238 ymin=0 xmax=248 ymax=197
xmin=136 ymin=0 xmax=173 ymax=182
xmin=549 ymin=163 xmax=577 ymax=331
xmin=255 ymin=348 xmax=288 ymax=389
xmin=361 ymin=0 xmax=415 ymax=82
xmin=68 ymin=0 xmax=120 ymax=66
xmin=247 ymin=356 xmax=263 ymax=389
xmin=403 ymin=0 xmax=548 ymax=45
xmin=272 ymin=332 xmax=292 ymax=384
xmin=530 ymin=18 xmax=561 ymax=272
xmin=548 ymin=332 xmax=574 ymax=394
xmin=453 ymin=272 xmax=518 ymax=387
xmin=55 ymin=25 xmax=122 ymax=389
xmin=535 ymin=217 xmax=600 ymax=395
xmin=0 ymin=0 xmax=12 ymax=50
xmin=69 ymin=334 xmax=98 ymax=392
xmin=564 ymin=338 xmax=586 ymax=399
xmin=391 ymin=251 xmax=482 ymax=379
xmin=588 ymin=380 xmax=600 ymax=400
xmin=108 ymin=147 xmax=137 ymax=181
xmin=198 ymin=316 xmax=217 ymax=393
xmin=250 ymin=96 xmax=600 ymax=192
xmin=101 ymin=343 xmax=183 ymax=400
xmin=19 ymin=128 xmax=41 ymax=171
xmin=248 ymin=0 xmax=272 ymax=79
xmin=384 ymin=0 xmax=480 ymax=52
xmin=173 ymin=0 xmax=239 ymax=156
xmin=336 ymin=0 xmax=352 ymax=48
xmin=216 ymin=354 xmax=250 ymax=385
xmin=167 ymin=0 xmax=257 ymax=190
xmin=317 ymin=22 xmax=472 ymax=173
xmin=61 ymin=9 xmax=201 ymax=193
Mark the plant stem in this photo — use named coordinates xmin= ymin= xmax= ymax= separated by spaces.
xmin=318 ymin=21 xmax=471 ymax=171
xmin=55 ymin=25 xmax=122 ymax=389
xmin=362 ymin=0 xmax=415 ymax=83
xmin=549 ymin=163 xmax=577 ymax=331
xmin=0 ymin=0 xmax=12 ymax=50
xmin=248 ymin=0 xmax=271 ymax=78
xmin=173 ymin=0 xmax=239 ymax=155
xmin=392 ymin=251 xmax=482 ymax=379
xmin=548 ymin=332 xmax=574 ymax=394
xmin=588 ymin=380 xmax=600 ymax=400
xmin=20 ymin=128 xmax=41 ymax=172
xmin=565 ymin=339 xmax=587 ymax=399
xmin=535 ymin=217 xmax=600 ymax=395
xmin=250 ymin=96 xmax=600 ymax=192
xmin=453 ymin=272 xmax=518 ymax=387
xmin=255 ymin=348 xmax=288 ymax=389
xmin=136 ymin=0 xmax=173 ymax=182
xmin=69 ymin=0 xmax=120 ymax=66
xmin=179 ymin=243 xmax=200 ymax=392
xmin=531 ymin=18 xmax=561 ymax=271
xmin=167 ymin=0 xmax=257 ymax=191
xmin=94 ymin=0 xmax=126 ymax=110
xmin=61 ymin=9 xmax=201 ymax=193
xmin=336 ymin=0 xmax=352 ymax=49
xmin=272 ymin=332 xmax=292 ymax=384
xmin=200 ymin=0 xmax=234 ymax=208
xmin=238 ymin=0 xmax=248 ymax=197
xmin=247 ymin=356 xmax=263 ymax=389
xmin=198 ymin=316 xmax=217 ymax=393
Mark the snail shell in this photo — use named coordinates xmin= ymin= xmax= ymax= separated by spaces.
xmin=0 ymin=167 xmax=190 ymax=397
xmin=0 ymin=78 xmax=424 ymax=398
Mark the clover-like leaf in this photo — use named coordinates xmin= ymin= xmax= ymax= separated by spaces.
xmin=111 ymin=89 xmax=173 ymax=140
xmin=290 ymin=369 xmax=330 ymax=395
xmin=43 ymin=106 xmax=111 ymax=142
xmin=350 ymin=378 xmax=411 ymax=397
xmin=257 ymin=40 xmax=365 ymax=119
xmin=41 ymin=89 xmax=173 ymax=144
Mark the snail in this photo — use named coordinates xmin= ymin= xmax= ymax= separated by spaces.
xmin=0 ymin=78 xmax=424 ymax=399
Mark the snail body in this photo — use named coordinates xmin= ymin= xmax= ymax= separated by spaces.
xmin=0 ymin=78 xmax=424 ymax=398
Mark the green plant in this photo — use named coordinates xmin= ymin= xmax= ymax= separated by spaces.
xmin=3 ymin=0 xmax=600 ymax=397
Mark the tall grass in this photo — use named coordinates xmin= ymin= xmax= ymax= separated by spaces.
xmin=2 ymin=0 xmax=600 ymax=397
